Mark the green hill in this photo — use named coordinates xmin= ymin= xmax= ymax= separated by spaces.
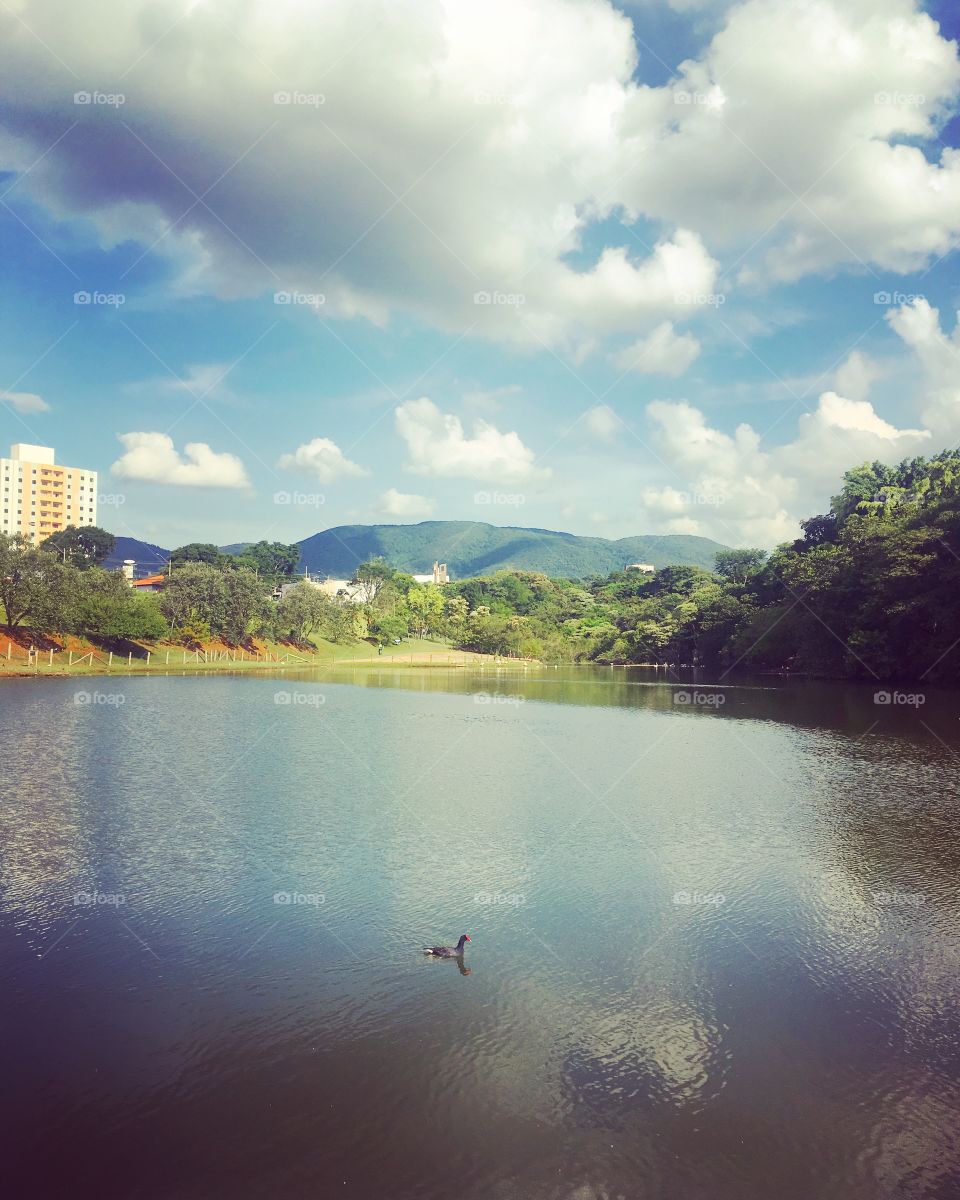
xmin=295 ymin=521 xmax=727 ymax=578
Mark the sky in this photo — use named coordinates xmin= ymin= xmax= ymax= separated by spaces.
xmin=1 ymin=0 xmax=959 ymax=553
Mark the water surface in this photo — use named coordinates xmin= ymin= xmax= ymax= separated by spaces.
xmin=2 ymin=667 xmax=959 ymax=1198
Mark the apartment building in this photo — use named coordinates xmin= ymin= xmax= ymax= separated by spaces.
xmin=0 ymin=444 xmax=98 ymax=546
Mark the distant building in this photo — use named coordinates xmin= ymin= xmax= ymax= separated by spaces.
xmin=277 ymin=576 xmax=365 ymax=603
xmin=0 ymin=443 xmax=98 ymax=546
xmin=412 ymin=561 xmax=449 ymax=585
xmin=626 ymin=562 xmax=656 ymax=574
xmin=129 ymin=574 xmax=166 ymax=592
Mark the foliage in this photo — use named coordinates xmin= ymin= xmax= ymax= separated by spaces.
xmin=40 ymin=525 xmax=116 ymax=569
xmin=9 ymin=450 xmax=960 ymax=680
xmin=168 ymin=542 xmax=228 ymax=568
xmin=232 ymin=540 xmax=301 ymax=581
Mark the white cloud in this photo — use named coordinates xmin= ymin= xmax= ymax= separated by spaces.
xmin=278 ymin=437 xmax=368 ymax=483
xmin=620 ymin=0 xmax=960 ymax=281
xmin=833 ymin=350 xmax=880 ymax=402
xmin=610 ymin=321 xmax=701 ymax=376
xmin=112 ymin=432 xmax=250 ymax=488
xmin=378 ymin=488 xmax=436 ymax=519
xmin=395 ymin=397 xmax=549 ymax=484
xmin=0 ymin=390 xmax=49 ymax=413
xmin=584 ymin=404 xmax=622 ymax=440
xmin=886 ymin=298 xmax=960 ymax=434
xmin=642 ymin=384 xmax=930 ymax=546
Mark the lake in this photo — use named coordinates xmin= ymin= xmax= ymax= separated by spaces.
xmin=2 ymin=666 xmax=959 ymax=1199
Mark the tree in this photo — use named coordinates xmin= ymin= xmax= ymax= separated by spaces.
xmin=75 ymin=569 xmax=167 ymax=639
xmin=159 ymin=562 xmax=228 ymax=639
xmin=41 ymin=525 xmax=116 ymax=569
xmin=220 ymin=568 xmax=270 ymax=643
xmin=714 ymin=548 xmax=766 ymax=584
xmin=406 ymin=585 xmax=445 ymax=639
xmin=169 ymin=543 xmax=227 ymax=568
xmin=352 ymin=558 xmax=395 ymax=604
xmin=0 ymin=534 xmax=59 ymax=626
xmin=233 ymin=541 xmax=301 ymax=580
xmin=274 ymin=581 xmax=332 ymax=643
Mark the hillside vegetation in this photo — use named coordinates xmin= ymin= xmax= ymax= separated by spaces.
xmin=296 ymin=521 xmax=726 ymax=577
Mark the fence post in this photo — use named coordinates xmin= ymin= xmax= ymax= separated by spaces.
xmin=128 ymin=651 xmax=132 ymax=667
xmin=165 ymin=650 xmax=169 ymax=665
xmin=49 ymin=648 xmax=54 ymax=665
xmin=108 ymin=651 xmax=113 ymax=668
xmin=6 ymin=641 xmax=10 ymax=660
xmin=146 ymin=652 xmax=151 ymax=665
xmin=69 ymin=651 xmax=73 ymax=666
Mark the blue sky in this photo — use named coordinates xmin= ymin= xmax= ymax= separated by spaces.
xmin=2 ymin=0 xmax=959 ymax=551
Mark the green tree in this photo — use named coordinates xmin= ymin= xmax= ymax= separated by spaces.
xmin=221 ymin=568 xmax=270 ymax=643
xmin=0 ymin=534 xmax=61 ymax=626
xmin=233 ymin=541 xmax=301 ymax=580
xmin=159 ymin=562 xmax=228 ymax=640
xmin=406 ymin=585 xmax=445 ymax=639
xmin=714 ymin=548 xmax=766 ymax=583
xmin=275 ymin=581 xmax=334 ymax=643
xmin=169 ymin=543 xmax=227 ymax=568
xmin=41 ymin=525 xmax=116 ymax=569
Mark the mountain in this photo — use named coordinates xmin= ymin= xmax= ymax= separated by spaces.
xmin=295 ymin=521 xmax=728 ymax=578
xmin=102 ymin=536 xmax=170 ymax=574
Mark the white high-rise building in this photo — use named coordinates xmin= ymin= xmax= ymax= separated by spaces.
xmin=0 ymin=444 xmax=98 ymax=546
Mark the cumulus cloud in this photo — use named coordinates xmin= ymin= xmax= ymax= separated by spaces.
xmin=377 ymin=488 xmax=436 ymax=520
xmin=833 ymin=350 xmax=880 ymax=402
xmin=395 ymin=397 xmax=549 ymax=484
xmin=886 ymin=298 xmax=960 ymax=434
xmin=3 ymin=0 xmax=953 ymax=354
xmin=278 ymin=437 xmax=368 ymax=483
xmin=0 ymin=390 xmax=49 ymax=413
xmin=112 ymin=432 xmax=250 ymax=488
xmin=622 ymin=0 xmax=960 ymax=280
xmin=642 ymin=385 xmax=930 ymax=545
xmin=584 ymin=405 xmax=622 ymax=440
xmin=610 ymin=321 xmax=701 ymax=376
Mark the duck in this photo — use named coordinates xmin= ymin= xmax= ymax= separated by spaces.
xmin=422 ymin=934 xmax=471 ymax=957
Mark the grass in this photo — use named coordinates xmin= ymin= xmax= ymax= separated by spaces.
xmin=0 ymin=629 xmax=525 ymax=679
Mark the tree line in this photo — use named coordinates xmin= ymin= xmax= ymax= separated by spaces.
xmin=3 ymin=451 xmax=959 ymax=679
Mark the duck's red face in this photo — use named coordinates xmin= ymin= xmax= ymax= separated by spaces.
xmin=464 ymin=935 xmax=471 ymax=942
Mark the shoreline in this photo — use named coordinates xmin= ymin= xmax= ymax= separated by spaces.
xmin=0 ymin=637 xmax=535 ymax=680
